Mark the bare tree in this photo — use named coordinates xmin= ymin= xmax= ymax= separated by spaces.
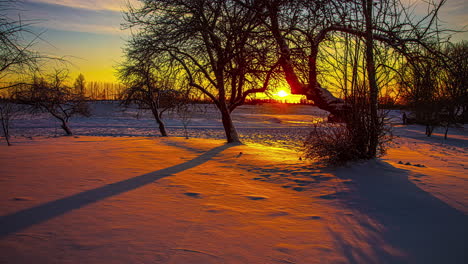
xmin=397 ymin=40 xmax=467 ymax=138
xmin=73 ymin=73 xmax=86 ymax=97
xmin=14 ymin=70 xmax=90 ymax=136
xmin=441 ymin=41 xmax=468 ymax=124
xmin=124 ymin=0 xmax=278 ymax=143
xmin=242 ymin=0 xmax=447 ymax=159
xmin=176 ymin=91 xmax=195 ymax=139
xmin=118 ymin=55 xmax=184 ymax=137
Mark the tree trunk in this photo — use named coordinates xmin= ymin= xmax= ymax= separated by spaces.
xmin=364 ymin=0 xmax=379 ymax=158
xmin=0 ymin=104 xmax=12 ymax=146
xmin=151 ymin=106 xmax=168 ymax=137
xmin=425 ymin=124 xmax=434 ymax=137
xmin=1 ymin=117 xmax=11 ymax=146
xmin=60 ymin=120 xmax=73 ymax=136
xmin=2 ymin=126 xmax=11 ymax=146
xmin=219 ymin=104 xmax=240 ymax=143
xmin=5 ymin=135 xmax=11 ymax=146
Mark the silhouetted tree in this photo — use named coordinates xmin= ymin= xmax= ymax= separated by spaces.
xmin=14 ymin=70 xmax=90 ymax=136
xmin=398 ymin=41 xmax=467 ymax=138
xmin=441 ymin=41 xmax=468 ymax=124
xmin=73 ymin=73 xmax=86 ymax=97
xmin=123 ymin=0 xmax=279 ymax=143
xmin=245 ymin=0 xmax=446 ymax=159
xmin=118 ymin=55 xmax=184 ymax=137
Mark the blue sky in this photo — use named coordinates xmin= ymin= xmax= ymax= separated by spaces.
xmin=9 ymin=0 xmax=468 ymax=83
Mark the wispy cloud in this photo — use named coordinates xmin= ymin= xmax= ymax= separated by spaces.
xmin=399 ymin=0 xmax=467 ymax=40
xmin=24 ymin=0 xmax=136 ymax=12
xmin=403 ymin=0 xmax=467 ymax=26
xmin=439 ymin=0 xmax=468 ymax=25
xmin=14 ymin=1 xmax=132 ymax=35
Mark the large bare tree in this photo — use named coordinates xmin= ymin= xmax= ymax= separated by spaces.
xmin=123 ymin=0 xmax=278 ymax=143
xmin=245 ymin=0 xmax=447 ymax=158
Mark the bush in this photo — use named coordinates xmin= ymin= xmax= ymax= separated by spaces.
xmin=303 ymin=124 xmax=361 ymax=165
xmin=303 ymin=111 xmax=392 ymax=166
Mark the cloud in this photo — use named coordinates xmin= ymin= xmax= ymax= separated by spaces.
xmin=398 ymin=0 xmax=467 ymax=40
xmin=40 ymin=22 xmax=122 ymax=36
xmin=439 ymin=0 xmax=468 ymax=25
xmin=24 ymin=0 xmax=137 ymax=12
xmin=14 ymin=1 xmax=132 ymax=36
xmin=403 ymin=0 xmax=467 ymax=26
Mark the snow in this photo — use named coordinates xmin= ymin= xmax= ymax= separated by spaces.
xmin=8 ymin=102 xmax=327 ymax=149
xmin=0 ymin=103 xmax=467 ymax=263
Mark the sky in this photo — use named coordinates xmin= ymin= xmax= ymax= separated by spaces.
xmin=11 ymin=0 xmax=134 ymax=83
xmin=8 ymin=0 xmax=468 ymax=84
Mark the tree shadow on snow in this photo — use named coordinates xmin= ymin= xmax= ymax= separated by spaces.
xmin=329 ymin=160 xmax=468 ymax=264
xmin=0 ymin=143 xmax=237 ymax=238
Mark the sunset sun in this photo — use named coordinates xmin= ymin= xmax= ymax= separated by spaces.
xmin=277 ymin=90 xmax=289 ymax=98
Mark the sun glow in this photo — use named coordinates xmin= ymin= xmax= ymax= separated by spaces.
xmin=277 ymin=90 xmax=289 ymax=98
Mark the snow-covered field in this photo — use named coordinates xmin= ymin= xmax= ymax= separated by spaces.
xmin=9 ymin=102 xmax=328 ymax=149
xmin=1 ymin=102 xmax=467 ymax=263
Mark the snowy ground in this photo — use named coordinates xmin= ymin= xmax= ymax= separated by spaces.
xmin=1 ymin=102 xmax=467 ymax=263
xmin=9 ymin=102 xmax=328 ymax=149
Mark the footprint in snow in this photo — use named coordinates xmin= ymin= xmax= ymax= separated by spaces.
xmin=12 ymin=197 xmax=33 ymax=201
xmin=293 ymin=187 xmax=304 ymax=192
xmin=268 ymin=211 xmax=289 ymax=217
xmin=246 ymin=195 xmax=268 ymax=200
xmin=318 ymin=192 xmax=346 ymax=200
xmin=184 ymin=192 xmax=201 ymax=198
xmin=398 ymin=161 xmax=426 ymax=167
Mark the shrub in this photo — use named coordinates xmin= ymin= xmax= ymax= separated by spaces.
xmin=303 ymin=124 xmax=360 ymax=165
xmin=303 ymin=111 xmax=392 ymax=166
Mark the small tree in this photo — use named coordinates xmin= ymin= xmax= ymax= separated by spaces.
xmin=397 ymin=41 xmax=467 ymax=138
xmin=399 ymin=52 xmax=441 ymax=136
xmin=118 ymin=56 xmax=184 ymax=137
xmin=176 ymin=89 xmax=198 ymax=139
xmin=441 ymin=41 xmax=468 ymax=124
xmin=73 ymin=73 xmax=86 ymax=97
xmin=15 ymin=70 xmax=90 ymax=136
